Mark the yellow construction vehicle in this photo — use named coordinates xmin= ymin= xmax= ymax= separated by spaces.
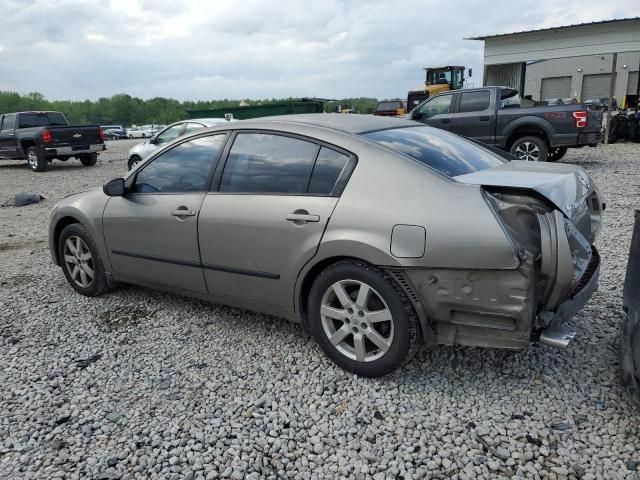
xmin=407 ymin=66 xmax=470 ymax=111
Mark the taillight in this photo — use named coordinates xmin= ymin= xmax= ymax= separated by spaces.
xmin=572 ymin=111 xmax=587 ymax=128
xmin=40 ymin=129 xmax=52 ymax=144
xmin=98 ymin=127 xmax=105 ymax=142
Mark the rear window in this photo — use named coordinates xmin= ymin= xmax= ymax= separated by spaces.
xmin=363 ymin=126 xmax=505 ymax=177
xmin=375 ymin=102 xmax=402 ymax=112
xmin=18 ymin=112 xmax=67 ymax=128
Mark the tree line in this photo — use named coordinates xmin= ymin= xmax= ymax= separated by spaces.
xmin=0 ymin=91 xmax=380 ymax=126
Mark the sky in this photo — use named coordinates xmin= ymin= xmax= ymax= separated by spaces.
xmin=0 ymin=0 xmax=638 ymax=101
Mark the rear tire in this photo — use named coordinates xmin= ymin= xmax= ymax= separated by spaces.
xmin=308 ymin=261 xmax=419 ymax=377
xmin=58 ymin=223 xmax=108 ymax=297
xmin=26 ymin=146 xmax=47 ymax=172
xmin=80 ymin=153 xmax=98 ymax=166
xmin=547 ymin=147 xmax=568 ymax=162
xmin=509 ymin=136 xmax=549 ymax=162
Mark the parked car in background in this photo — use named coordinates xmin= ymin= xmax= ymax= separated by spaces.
xmin=409 ymin=86 xmax=602 ymax=162
xmin=126 ymin=127 xmax=148 ymax=139
xmin=0 ymin=111 xmax=105 ymax=172
xmin=622 ymin=210 xmax=640 ymax=406
xmin=102 ymin=125 xmax=127 ymax=140
xmin=584 ymin=97 xmax=618 ymax=111
xmin=373 ymin=100 xmax=407 ymax=117
xmin=50 ymin=114 xmax=602 ymax=376
xmin=127 ymin=118 xmax=231 ymax=169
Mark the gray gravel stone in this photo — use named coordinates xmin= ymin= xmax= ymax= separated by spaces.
xmin=1 ymin=140 xmax=640 ymax=479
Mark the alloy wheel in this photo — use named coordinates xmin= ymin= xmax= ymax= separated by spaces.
xmin=27 ymin=150 xmax=38 ymax=169
xmin=63 ymin=235 xmax=94 ymax=288
xmin=514 ymin=142 xmax=540 ymax=161
xmin=320 ymin=280 xmax=394 ymax=362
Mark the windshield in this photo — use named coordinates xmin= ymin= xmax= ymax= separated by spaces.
xmin=363 ymin=126 xmax=505 ymax=177
xmin=426 ymin=69 xmax=451 ymax=86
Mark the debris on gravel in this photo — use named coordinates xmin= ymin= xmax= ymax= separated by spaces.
xmin=1 ymin=140 xmax=640 ymax=478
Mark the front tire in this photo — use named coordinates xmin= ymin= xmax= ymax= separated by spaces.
xmin=58 ymin=223 xmax=108 ymax=297
xmin=26 ymin=146 xmax=47 ymax=172
xmin=510 ymin=136 xmax=549 ymax=162
xmin=308 ymin=261 xmax=419 ymax=377
xmin=547 ymin=147 xmax=568 ymax=162
xmin=80 ymin=153 xmax=98 ymax=166
xmin=128 ymin=155 xmax=142 ymax=170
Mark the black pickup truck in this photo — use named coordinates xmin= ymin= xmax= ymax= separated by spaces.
xmin=409 ymin=86 xmax=602 ymax=162
xmin=0 ymin=111 xmax=105 ymax=172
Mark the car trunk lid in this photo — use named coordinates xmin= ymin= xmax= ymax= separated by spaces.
xmin=454 ymin=160 xmax=599 ymax=240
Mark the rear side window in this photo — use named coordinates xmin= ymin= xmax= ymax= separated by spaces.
xmin=1 ymin=114 xmax=16 ymax=131
xmin=308 ymin=147 xmax=350 ymax=195
xmin=220 ymin=133 xmax=318 ymax=194
xmin=363 ymin=126 xmax=505 ymax=177
xmin=133 ymin=135 xmax=225 ymax=193
xmin=458 ymin=91 xmax=490 ymax=112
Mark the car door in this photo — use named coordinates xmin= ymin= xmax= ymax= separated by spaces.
xmin=103 ymin=133 xmax=228 ymax=292
xmin=198 ymin=131 xmax=354 ymax=311
xmin=412 ymin=94 xmax=454 ymax=131
xmin=450 ymin=89 xmax=495 ymax=144
xmin=0 ymin=114 xmax=18 ymax=158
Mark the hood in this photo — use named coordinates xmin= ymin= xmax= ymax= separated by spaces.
xmin=454 ymin=161 xmax=597 ymax=221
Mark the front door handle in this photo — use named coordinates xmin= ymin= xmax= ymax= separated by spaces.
xmin=440 ymin=118 xmax=451 ymax=124
xmin=479 ymin=116 xmax=490 ymax=121
xmin=171 ymin=207 xmax=196 ymax=217
xmin=286 ymin=211 xmax=320 ymax=224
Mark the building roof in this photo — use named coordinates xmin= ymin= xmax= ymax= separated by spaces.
xmin=466 ymin=17 xmax=640 ymax=41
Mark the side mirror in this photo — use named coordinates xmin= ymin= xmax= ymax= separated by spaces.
xmin=411 ymin=109 xmax=422 ymax=120
xmin=103 ymin=178 xmax=125 ymax=196
xmin=468 ymin=68 xmax=473 ymax=78
xmin=148 ymin=136 xmax=158 ymax=144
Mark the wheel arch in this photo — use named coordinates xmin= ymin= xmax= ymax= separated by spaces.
xmin=51 ymin=215 xmax=82 ymax=265
xmin=505 ymin=120 xmax=551 ymax=150
xmin=20 ymin=139 xmax=36 ymax=155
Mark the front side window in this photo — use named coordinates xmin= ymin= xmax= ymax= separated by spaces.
xmin=156 ymin=124 xmax=185 ymax=145
xmin=133 ymin=135 xmax=225 ymax=193
xmin=220 ymin=133 xmax=318 ymax=194
xmin=418 ymin=95 xmax=452 ymax=118
xmin=363 ymin=126 xmax=505 ymax=178
xmin=459 ymin=91 xmax=490 ymax=113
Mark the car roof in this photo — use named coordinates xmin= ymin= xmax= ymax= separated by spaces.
xmin=235 ymin=113 xmax=417 ymax=134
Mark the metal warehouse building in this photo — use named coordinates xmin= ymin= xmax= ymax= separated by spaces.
xmin=468 ymin=18 xmax=640 ymax=105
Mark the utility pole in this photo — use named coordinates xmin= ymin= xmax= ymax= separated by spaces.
xmin=636 ymin=57 xmax=640 ymax=114
xmin=604 ymin=53 xmax=617 ymax=144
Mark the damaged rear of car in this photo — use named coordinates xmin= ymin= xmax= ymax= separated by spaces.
xmin=364 ymin=126 xmax=602 ymax=351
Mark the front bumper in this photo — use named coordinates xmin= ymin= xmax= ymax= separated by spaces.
xmin=45 ymin=144 xmax=106 ymax=157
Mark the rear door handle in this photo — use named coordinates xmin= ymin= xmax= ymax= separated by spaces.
xmin=440 ymin=118 xmax=451 ymax=124
xmin=172 ymin=207 xmax=196 ymax=217
xmin=286 ymin=213 xmax=320 ymax=223
xmin=479 ymin=116 xmax=490 ymax=121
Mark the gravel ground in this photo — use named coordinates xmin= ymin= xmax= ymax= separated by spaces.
xmin=1 ymin=139 xmax=639 ymax=480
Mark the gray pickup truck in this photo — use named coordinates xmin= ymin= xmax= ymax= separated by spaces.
xmin=409 ymin=86 xmax=602 ymax=162
xmin=0 ymin=111 xmax=106 ymax=172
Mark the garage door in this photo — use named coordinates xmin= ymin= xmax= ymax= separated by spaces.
xmin=628 ymin=71 xmax=639 ymax=94
xmin=540 ymin=77 xmax=571 ymax=100
xmin=582 ymin=74 xmax=611 ymax=100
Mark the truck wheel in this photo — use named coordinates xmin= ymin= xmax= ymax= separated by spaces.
xmin=547 ymin=147 xmax=568 ymax=162
xmin=510 ymin=136 xmax=549 ymax=162
xmin=308 ymin=261 xmax=419 ymax=377
xmin=80 ymin=153 xmax=98 ymax=166
xmin=26 ymin=146 xmax=48 ymax=172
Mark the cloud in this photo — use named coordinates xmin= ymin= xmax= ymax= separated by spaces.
xmin=0 ymin=0 xmax=638 ymax=100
